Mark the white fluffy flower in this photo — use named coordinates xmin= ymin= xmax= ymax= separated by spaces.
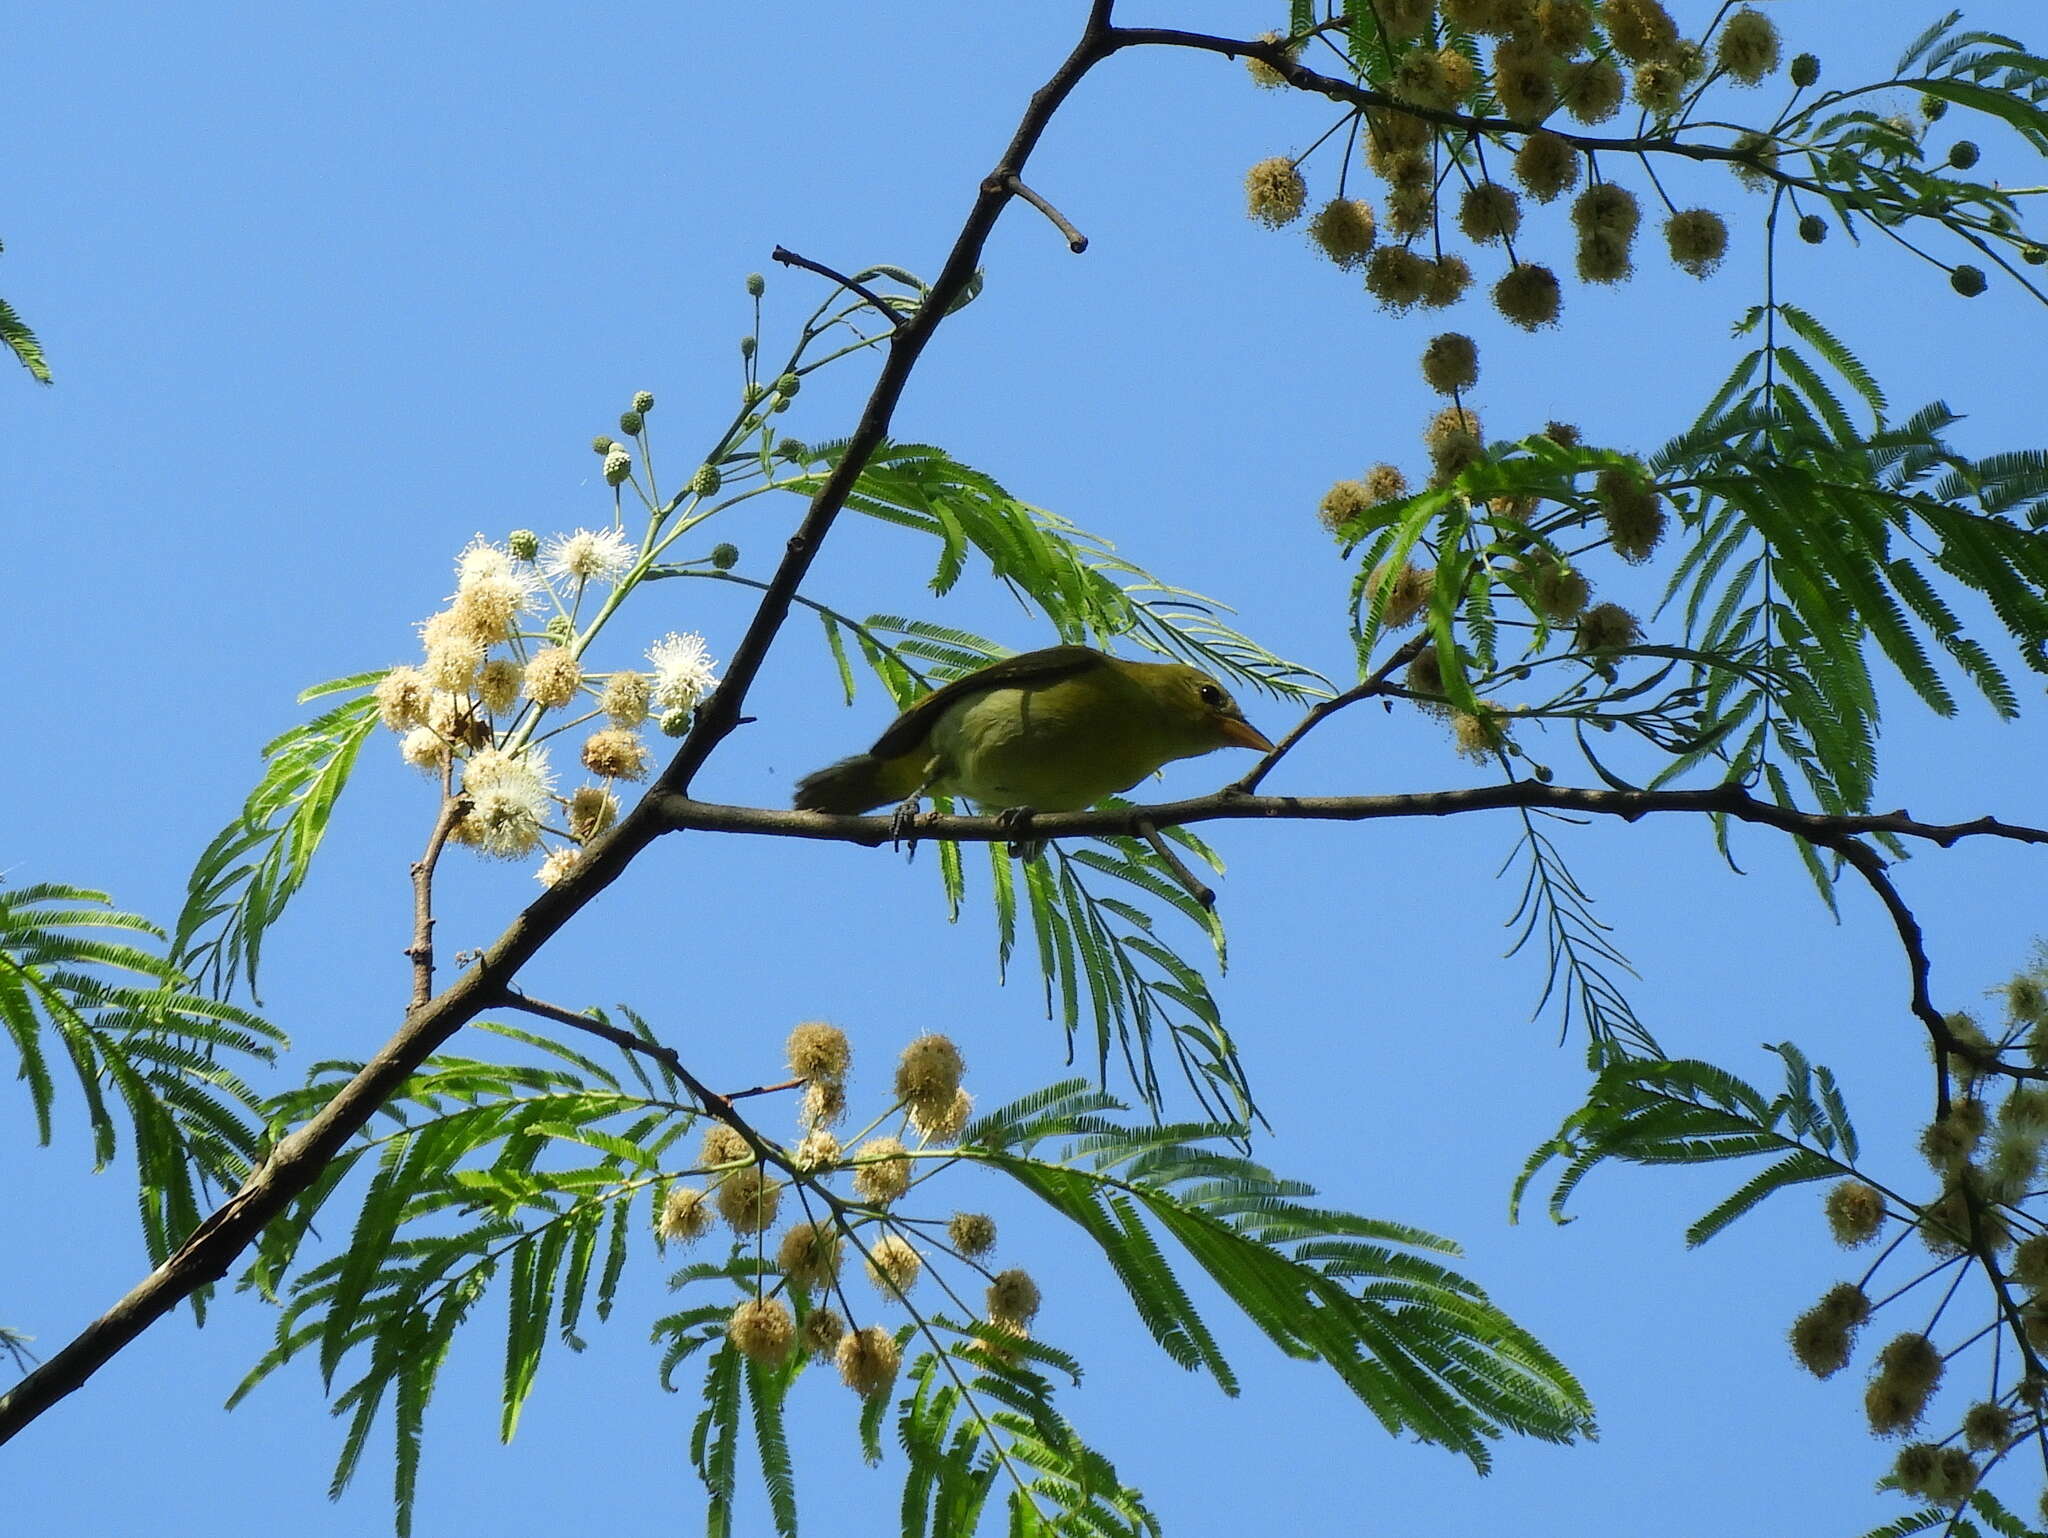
xmin=455 ymin=535 xmax=515 ymax=592
xmin=461 ymin=747 xmax=556 ymax=859
xmin=543 ymin=527 xmax=636 ymax=585
xmin=534 ymin=848 xmax=580 ymax=886
xmin=648 ymin=632 xmax=719 ymax=712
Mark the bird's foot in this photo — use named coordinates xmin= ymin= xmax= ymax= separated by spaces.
xmin=889 ymin=797 xmax=926 ymax=859
xmin=996 ymin=806 xmax=1044 ymax=862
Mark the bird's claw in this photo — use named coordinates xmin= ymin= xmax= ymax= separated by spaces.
xmin=996 ymin=806 xmax=1044 ymax=861
xmin=889 ymin=798 xmax=925 ymax=858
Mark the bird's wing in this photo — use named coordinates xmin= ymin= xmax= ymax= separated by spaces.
xmin=868 ymin=645 xmax=1109 ymax=761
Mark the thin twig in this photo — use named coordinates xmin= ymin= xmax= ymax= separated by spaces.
xmin=1233 ymin=632 xmax=1429 ymax=794
xmin=1135 ymin=819 xmax=1214 ymax=909
xmin=403 ymin=783 xmax=470 ymax=1010
xmin=1000 ymin=174 xmax=1089 ymax=251
xmin=770 ymin=245 xmax=903 ymax=330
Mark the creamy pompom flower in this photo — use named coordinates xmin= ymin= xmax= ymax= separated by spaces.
xmin=543 ymin=526 xmax=636 ymax=586
xmin=399 ymin=727 xmax=449 ymax=773
xmin=852 ymin=1137 xmax=913 ymax=1205
xmin=534 ymin=848 xmax=580 ymax=887
xmin=728 ymin=1298 xmax=795 ymax=1364
xmin=648 ymin=631 xmax=719 ymax=713
xmin=910 ymin=1087 xmax=973 ymax=1144
xmin=460 ymin=747 xmax=556 ymax=860
xmin=455 ymin=534 xmax=515 ymax=591
xmin=837 ymin=1324 xmax=901 ymax=1399
xmin=865 ymin=1233 xmax=924 ymax=1295
xmin=600 ymin=671 xmax=653 ymax=727
xmin=660 ymin=1185 xmax=714 ymax=1243
xmin=376 ymin=667 xmax=432 ymax=732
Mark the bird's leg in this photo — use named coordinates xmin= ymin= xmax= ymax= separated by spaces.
xmin=995 ymin=806 xmax=1044 ymax=862
xmin=890 ymin=760 xmax=947 ymax=858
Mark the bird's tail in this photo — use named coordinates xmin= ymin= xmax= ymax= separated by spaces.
xmin=793 ymin=753 xmax=902 ymax=814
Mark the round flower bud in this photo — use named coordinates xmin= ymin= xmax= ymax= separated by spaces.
xmin=2012 ymin=1232 xmax=2048 ymax=1290
xmin=580 ymin=727 xmax=650 ymax=781
xmin=774 ymin=437 xmax=809 ymax=461
xmin=632 ymin=390 xmax=654 ymax=414
xmin=740 ymin=336 xmax=757 ymax=361
xmin=774 ymin=372 xmax=801 ymax=400
xmin=1317 ymin=479 xmax=1373 ymax=536
xmin=710 ymin=541 xmax=740 ymax=570
xmin=1420 ymin=254 xmax=1474 ymax=309
xmin=690 ymin=463 xmax=722 ymax=496
xmin=1664 ymin=210 xmax=1728 ymax=277
xmin=1245 ymin=156 xmax=1309 ymax=228
xmin=1963 ymin=1401 xmax=2016 ymax=1451
xmin=1365 ymin=246 xmax=1432 ymax=311
xmin=836 ymin=1324 xmax=901 ymax=1398
xmin=1421 ymin=332 xmax=1480 ymax=394
xmin=376 ymin=666 xmax=432 ymax=733
xmin=948 ymin=1212 xmax=998 ymax=1257
xmin=1790 ymin=52 xmax=1819 ymax=87
xmin=1824 ymin=1180 xmax=1886 ymax=1247
xmin=909 ymin=1086 xmax=973 ymax=1143
xmin=1576 ymin=602 xmax=1642 ymax=653
xmin=591 ymin=435 xmax=616 ymax=455
xmin=1491 ymin=37 xmax=1557 ymax=121
xmin=1536 ymin=0 xmax=1593 ymax=53
xmin=743 ymin=381 xmax=768 ymax=406
xmin=1307 ymin=198 xmax=1378 ymax=268
xmin=1596 ymin=466 xmax=1666 ymax=561
xmin=1457 ymin=184 xmax=1522 ymax=246
xmin=659 ymin=706 xmax=692 ymax=737
xmin=778 ymin=1222 xmax=843 ymax=1291
xmin=1603 ymin=0 xmax=1677 ymax=64
xmin=701 ymin=1122 xmax=751 ymax=1168
xmin=864 ymin=1233 xmax=923 ymax=1295
xmin=1512 ymin=133 xmax=1579 ymax=204
xmin=852 ymin=1137 xmax=912 ymax=1206
xmin=523 ymin=646 xmax=584 ymax=709
xmin=1558 ymin=55 xmax=1624 ymax=123
xmin=544 ymin=615 xmax=575 ymax=646
xmin=1798 ymin=213 xmax=1828 ymax=244
xmin=568 ymin=785 xmax=618 ymax=843
xmin=802 ymin=1307 xmax=846 ymax=1358
xmin=793 ymin=1128 xmax=841 ymax=1171
xmin=1494 ymin=262 xmax=1562 ymax=329
xmin=1368 ymin=562 xmax=1434 ymax=628
xmin=603 ymin=445 xmax=633 ymax=486
xmin=894 ymin=1034 xmax=965 ymax=1118
xmin=1788 ymin=1305 xmax=1852 ymax=1378
xmin=1951 ymin=265 xmax=1988 ymax=297
xmin=1244 ymin=31 xmax=1298 ymax=89
xmin=1577 ymin=229 xmax=1633 ymax=285
xmin=787 ymin=1021 xmax=852 ymax=1083
xmin=618 ymin=409 xmax=644 ymax=436
xmin=800 ymin=1079 xmax=847 ymax=1131
xmin=715 ymin=1166 xmax=781 ymax=1234
xmin=728 ymin=1298 xmax=795 ymax=1364
xmin=1946 ymin=139 xmax=1981 ymax=171
xmin=987 ymin=1268 xmax=1042 ymax=1329
xmin=1364 ymin=463 xmax=1410 ymax=503
xmin=1716 ymin=7 xmax=1780 ymax=86
xmin=507 ymin=528 xmax=540 ymax=561
xmin=746 ymin=272 xmax=766 ymax=297
xmin=660 ymin=1184 xmax=713 ymax=1243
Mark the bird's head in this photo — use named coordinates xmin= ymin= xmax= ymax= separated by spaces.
xmin=1147 ymin=664 xmax=1276 ymax=758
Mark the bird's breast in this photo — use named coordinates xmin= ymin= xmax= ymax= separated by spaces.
xmin=927 ymin=679 xmax=1163 ymax=810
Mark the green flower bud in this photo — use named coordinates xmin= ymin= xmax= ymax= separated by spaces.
xmin=603 ymin=445 xmax=633 ymax=485
xmin=1923 ymin=95 xmax=1948 ymax=121
xmin=1951 ymin=264 xmax=1988 ymax=296
xmin=775 ymin=371 xmax=801 ymax=398
xmin=2025 ymin=246 xmax=2048 ymax=266
xmin=1790 ymin=52 xmax=1819 ymax=87
xmin=691 ymin=464 xmax=723 ymax=496
xmin=1949 ymin=140 xmax=1980 ymax=169
xmin=771 ymin=397 xmax=791 ymax=413
xmin=619 ymin=408 xmax=645 ymax=435
xmin=746 ymin=272 xmax=766 ymax=297
xmin=743 ymin=381 xmax=768 ymax=406
xmin=545 ymin=615 xmax=575 ymax=645
xmin=710 ymin=541 xmax=740 ymax=570
xmin=774 ymin=438 xmax=809 ymax=462
xmin=507 ymin=529 xmax=540 ymax=562
xmin=591 ymin=434 xmax=617 ymax=455
xmin=632 ymin=390 xmax=655 ymax=413
xmin=1798 ymin=213 xmax=1828 ymax=244
xmin=740 ymin=336 xmax=757 ymax=360
xmin=660 ymin=705 xmax=693 ymax=736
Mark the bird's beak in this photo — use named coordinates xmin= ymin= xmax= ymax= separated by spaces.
xmin=1215 ymin=714 xmax=1276 ymax=753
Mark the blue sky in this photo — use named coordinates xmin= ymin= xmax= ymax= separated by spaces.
xmin=8 ymin=3 xmax=2048 ymax=1534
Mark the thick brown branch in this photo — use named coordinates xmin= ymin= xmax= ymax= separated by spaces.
xmin=1000 ymin=174 xmax=1089 ymax=251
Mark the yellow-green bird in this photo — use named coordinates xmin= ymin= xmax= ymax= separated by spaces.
xmin=793 ymin=646 xmax=1275 ymax=838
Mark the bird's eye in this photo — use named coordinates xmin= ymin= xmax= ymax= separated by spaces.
xmin=1199 ymin=684 xmax=1226 ymax=707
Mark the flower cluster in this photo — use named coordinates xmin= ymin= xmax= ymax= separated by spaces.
xmin=656 ymin=1022 xmax=1038 ymax=1402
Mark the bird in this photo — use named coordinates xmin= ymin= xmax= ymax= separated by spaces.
xmin=792 ymin=644 xmax=1275 ymax=853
